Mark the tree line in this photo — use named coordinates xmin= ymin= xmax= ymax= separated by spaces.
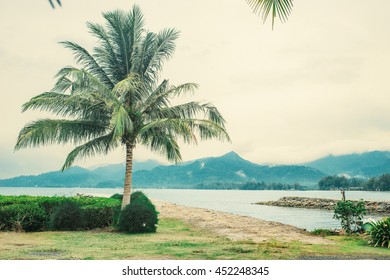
xmin=194 ymin=181 xmax=305 ymax=190
xmin=318 ymin=174 xmax=390 ymax=191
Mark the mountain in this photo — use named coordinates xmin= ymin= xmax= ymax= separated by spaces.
xmin=133 ymin=151 xmax=325 ymax=187
xmin=0 ymin=160 xmax=162 ymax=188
xmin=305 ymin=151 xmax=390 ymax=177
xmin=0 ymin=166 xmax=99 ymax=188
xmin=0 ymin=152 xmax=325 ymax=188
xmin=91 ymin=160 xmax=162 ymax=188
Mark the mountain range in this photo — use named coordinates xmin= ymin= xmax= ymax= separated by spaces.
xmin=1 ymin=150 xmax=390 ymax=188
xmin=305 ymin=150 xmax=390 ymax=177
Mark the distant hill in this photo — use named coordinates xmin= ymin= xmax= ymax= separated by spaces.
xmin=0 ymin=166 xmax=98 ymax=188
xmin=4 ymin=150 xmax=390 ymax=189
xmin=133 ymin=151 xmax=325 ymax=187
xmin=0 ymin=152 xmax=325 ymax=188
xmin=305 ymin=151 xmax=390 ymax=177
xmin=91 ymin=160 xmax=162 ymax=188
xmin=0 ymin=160 xmax=162 ymax=188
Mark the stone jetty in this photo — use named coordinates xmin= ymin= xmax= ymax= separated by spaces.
xmin=255 ymin=197 xmax=390 ymax=215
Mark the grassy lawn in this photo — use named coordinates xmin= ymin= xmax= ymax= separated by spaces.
xmin=0 ymin=218 xmax=389 ymax=260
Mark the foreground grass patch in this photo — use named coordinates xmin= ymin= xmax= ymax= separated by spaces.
xmin=1 ymin=218 xmax=390 ymax=260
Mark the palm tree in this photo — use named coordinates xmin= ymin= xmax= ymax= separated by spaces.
xmin=15 ymin=6 xmax=230 ymax=208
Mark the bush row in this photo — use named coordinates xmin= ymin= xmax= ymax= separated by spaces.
xmin=0 ymin=192 xmax=158 ymax=234
xmin=0 ymin=195 xmax=121 ymax=232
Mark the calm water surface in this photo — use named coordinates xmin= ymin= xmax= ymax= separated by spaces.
xmin=1 ymin=187 xmax=389 ymax=230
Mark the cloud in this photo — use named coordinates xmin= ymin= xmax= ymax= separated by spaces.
xmin=235 ymin=170 xmax=247 ymax=178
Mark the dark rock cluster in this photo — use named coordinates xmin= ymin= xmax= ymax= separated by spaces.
xmin=256 ymin=196 xmax=390 ymax=215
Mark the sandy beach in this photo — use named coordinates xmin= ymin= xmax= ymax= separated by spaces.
xmin=154 ymin=200 xmax=331 ymax=245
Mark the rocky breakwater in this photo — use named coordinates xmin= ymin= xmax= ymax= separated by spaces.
xmin=256 ymin=197 xmax=390 ymax=215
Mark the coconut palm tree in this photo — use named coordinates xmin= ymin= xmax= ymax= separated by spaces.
xmin=15 ymin=6 xmax=230 ymax=208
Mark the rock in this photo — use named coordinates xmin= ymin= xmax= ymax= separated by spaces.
xmin=256 ymin=197 xmax=390 ymax=215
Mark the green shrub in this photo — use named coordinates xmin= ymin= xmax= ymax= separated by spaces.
xmin=50 ymin=201 xmax=84 ymax=231
xmin=333 ymin=200 xmax=366 ymax=234
xmin=83 ymin=205 xmax=121 ymax=229
xmin=131 ymin=191 xmax=156 ymax=210
xmin=117 ymin=203 xmax=158 ymax=233
xmin=116 ymin=192 xmax=158 ymax=233
xmin=366 ymin=217 xmax=390 ymax=248
xmin=311 ymin=228 xmax=339 ymax=236
xmin=110 ymin=193 xmax=123 ymax=200
xmin=110 ymin=192 xmax=152 ymax=205
xmin=0 ymin=203 xmax=47 ymax=232
xmin=37 ymin=197 xmax=67 ymax=216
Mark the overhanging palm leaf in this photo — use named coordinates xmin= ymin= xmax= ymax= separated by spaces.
xmin=247 ymin=0 xmax=294 ymax=28
xmin=48 ymin=0 xmax=61 ymax=9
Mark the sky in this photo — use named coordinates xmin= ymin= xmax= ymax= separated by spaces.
xmin=1 ymin=0 xmax=390 ymax=178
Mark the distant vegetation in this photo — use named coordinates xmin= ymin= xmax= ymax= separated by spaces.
xmin=194 ymin=181 xmax=306 ymax=190
xmin=318 ymin=174 xmax=390 ymax=191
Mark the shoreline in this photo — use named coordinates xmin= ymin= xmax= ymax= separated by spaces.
xmin=153 ymin=200 xmax=331 ymax=245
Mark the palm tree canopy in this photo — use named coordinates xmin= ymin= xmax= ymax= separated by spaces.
xmin=16 ymin=5 xmax=230 ymax=171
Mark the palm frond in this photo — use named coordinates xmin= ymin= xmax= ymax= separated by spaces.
xmin=15 ymin=119 xmax=108 ymax=150
xmin=247 ymin=0 xmax=294 ymax=28
xmin=142 ymin=82 xmax=199 ymax=115
xmin=113 ymin=73 xmax=145 ymax=107
xmin=102 ymin=10 xmax=131 ymax=79
xmin=62 ymin=132 xmax=118 ymax=170
xmin=133 ymin=31 xmax=156 ymax=84
xmin=110 ymin=105 xmax=133 ymax=140
xmin=139 ymin=117 xmax=230 ymax=147
xmin=60 ymin=41 xmax=114 ymax=88
xmin=140 ymin=28 xmax=180 ymax=85
xmin=21 ymin=92 xmax=111 ymax=121
xmin=53 ymin=66 xmax=111 ymax=96
xmin=49 ymin=0 xmax=61 ymax=9
xmin=154 ymin=102 xmax=225 ymax=127
xmin=194 ymin=119 xmax=231 ymax=142
xmin=87 ymin=22 xmax=122 ymax=80
xmin=138 ymin=126 xmax=182 ymax=163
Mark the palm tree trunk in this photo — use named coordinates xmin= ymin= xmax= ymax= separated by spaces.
xmin=121 ymin=142 xmax=134 ymax=209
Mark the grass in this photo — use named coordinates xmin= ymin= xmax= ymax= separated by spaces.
xmin=1 ymin=218 xmax=390 ymax=260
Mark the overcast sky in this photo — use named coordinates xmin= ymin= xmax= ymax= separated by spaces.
xmin=1 ymin=0 xmax=390 ymax=178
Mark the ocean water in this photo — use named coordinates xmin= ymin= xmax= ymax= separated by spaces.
xmin=1 ymin=187 xmax=389 ymax=231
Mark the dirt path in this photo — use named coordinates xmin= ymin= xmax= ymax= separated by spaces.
xmin=154 ymin=200 xmax=331 ymax=245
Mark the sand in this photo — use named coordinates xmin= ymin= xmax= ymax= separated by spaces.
xmin=154 ymin=200 xmax=332 ymax=245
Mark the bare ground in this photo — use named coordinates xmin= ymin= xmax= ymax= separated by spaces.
xmin=154 ymin=200 xmax=332 ymax=245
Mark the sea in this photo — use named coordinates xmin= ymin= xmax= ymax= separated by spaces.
xmin=1 ymin=187 xmax=389 ymax=231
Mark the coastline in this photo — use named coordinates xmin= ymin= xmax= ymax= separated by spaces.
xmin=154 ymin=200 xmax=331 ymax=245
